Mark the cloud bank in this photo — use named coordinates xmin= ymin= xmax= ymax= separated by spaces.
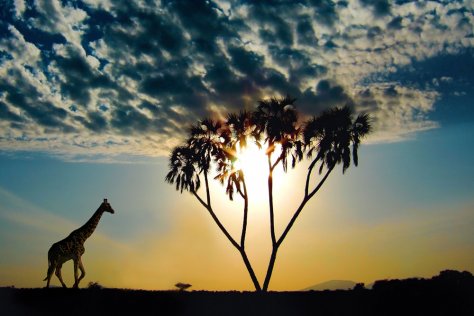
xmin=0 ymin=0 xmax=473 ymax=158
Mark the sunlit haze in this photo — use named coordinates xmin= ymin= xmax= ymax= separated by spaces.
xmin=234 ymin=143 xmax=269 ymax=200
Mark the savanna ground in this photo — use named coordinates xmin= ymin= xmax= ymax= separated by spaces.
xmin=1 ymin=270 xmax=473 ymax=316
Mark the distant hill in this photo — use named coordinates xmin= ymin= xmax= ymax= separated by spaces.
xmin=303 ymin=280 xmax=357 ymax=291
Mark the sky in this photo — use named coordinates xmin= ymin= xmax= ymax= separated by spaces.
xmin=0 ymin=0 xmax=473 ymax=291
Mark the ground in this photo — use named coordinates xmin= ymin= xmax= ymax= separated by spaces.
xmin=1 ymin=274 xmax=473 ymax=316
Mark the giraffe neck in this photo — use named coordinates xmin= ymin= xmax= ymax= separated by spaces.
xmin=74 ymin=208 xmax=104 ymax=242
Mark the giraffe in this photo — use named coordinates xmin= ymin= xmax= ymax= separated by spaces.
xmin=43 ymin=198 xmax=115 ymax=288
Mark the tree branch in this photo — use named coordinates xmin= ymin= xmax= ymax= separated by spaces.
xmin=277 ymin=166 xmax=333 ymax=247
xmin=240 ymin=177 xmax=249 ymax=248
xmin=191 ymin=192 xmax=240 ymax=250
xmin=307 ymin=165 xmax=333 ymax=200
xmin=236 ymin=181 xmax=246 ymax=200
xmin=305 ymin=156 xmax=320 ymax=197
xmin=271 ymin=155 xmax=283 ymax=171
xmin=194 ymin=174 xmax=260 ymax=290
xmin=267 ymin=155 xmax=277 ymax=245
xmin=262 ymin=247 xmax=277 ymax=291
xmin=204 ymin=171 xmax=211 ymax=207
xmin=192 ymin=190 xmax=208 ymax=209
xmin=262 ymin=153 xmax=278 ymax=291
xmin=239 ymin=249 xmax=262 ymax=291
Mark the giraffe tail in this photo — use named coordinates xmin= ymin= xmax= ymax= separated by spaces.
xmin=43 ymin=256 xmax=51 ymax=281
xmin=43 ymin=267 xmax=49 ymax=281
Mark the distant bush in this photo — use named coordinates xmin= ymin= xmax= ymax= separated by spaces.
xmin=175 ymin=282 xmax=192 ymax=292
xmin=372 ymin=270 xmax=474 ymax=293
xmin=353 ymin=283 xmax=365 ymax=291
xmin=87 ymin=281 xmax=103 ymax=289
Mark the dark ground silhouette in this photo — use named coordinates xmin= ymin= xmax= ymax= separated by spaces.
xmin=1 ymin=270 xmax=472 ymax=316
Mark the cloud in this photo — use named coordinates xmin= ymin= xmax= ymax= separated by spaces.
xmin=13 ymin=0 xmax=26 ymax=18
xmin=354 ymin=83 xmax=440 ymax=142
xmin=359 ymin=0 xmax=391 ymax=17
xmin=52 ymin=43 xmax=117 ymax=107
xmin=0 ymin=25 xmax=42 ymax=66
xmin=0 ymin=0 xmax=473 ymax=159
xmin=296 ymin=15 xmax=318 ymax=46
xmin=0 ymin=101 xmax=23 ymax=122
xmin=31 ymin=0 xmax=88 ymax=52
xmin=299 ymin=79 xmax=352 ymax=113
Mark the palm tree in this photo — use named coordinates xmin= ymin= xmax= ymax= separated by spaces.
xmin=261 ymin=105 xmax=371 ymax=290
xmin=217 ymin=111 xmax=261 ymax=290
xmin=165 ymin=145 xmax=201 ymax=193
xmin=252 ymin=96 xmax=304 ymax=291
xmin=166 ymin=98 xmax=372 ymax=292
xmin=226 ymin=110 xmax=255 ymax=150
xmin=253 ymin=95 xmax=300 ymax=157
xmin=302 ymin=105 xmax=372 ymax=189
xmin=215 ymin=111 xmax=254 ymax=201
xmin=186 ymin=118 xmax=225 ymax=207
xmin=166 ymin=116 xmax=262 ymax=291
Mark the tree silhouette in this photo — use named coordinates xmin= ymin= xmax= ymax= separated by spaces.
xmin=175 ymin=282 xmax=192 ymax=292
xmin=261 ymin=105 xmax=371 ymax=290
xmin=166 ymin=96 xmax=371 ymax=291
xmin=166 ymin=115 xmax=261 ymax=291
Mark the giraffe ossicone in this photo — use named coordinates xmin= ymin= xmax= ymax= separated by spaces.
xmin=44 ymin=199 xmax=115 ymax=288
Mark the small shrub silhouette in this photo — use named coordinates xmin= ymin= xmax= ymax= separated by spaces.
xmin=175 ymin=282 xmax=192 ymax=291
xmin=87 ymin=281 xmax=103 ymax=289
xmin=353 ymin=283 xmax=365 ymax=291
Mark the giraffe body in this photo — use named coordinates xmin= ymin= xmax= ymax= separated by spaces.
xmin=44 ymin=199 xmax=115 ymax=288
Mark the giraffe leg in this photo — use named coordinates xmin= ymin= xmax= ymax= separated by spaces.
xmin=55 ymin=263 xmax=67 ymax=288
xmin=77 ymin=257 xmax=86 ymax=284
xmin=45 ymin=263 xmax=55 ymax=288
xmin=73 ymin=259 xmax=79 ymax=289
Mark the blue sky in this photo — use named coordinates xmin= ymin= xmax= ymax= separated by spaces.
xmin=0 ymin=0 xmax=473 ymax=290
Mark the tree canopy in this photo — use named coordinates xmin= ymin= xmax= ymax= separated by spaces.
xmin=166 ymin=96 xmax=372 ymax=291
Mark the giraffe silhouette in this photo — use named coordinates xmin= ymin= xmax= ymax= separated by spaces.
xmin=44 ymin=199 xmax=115 ymax=288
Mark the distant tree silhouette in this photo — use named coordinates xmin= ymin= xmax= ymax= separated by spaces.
xmin=87 ymin=281 xmax=103 ymax=289
xmin=353 ymin=283 xmax=366 ymax=291
xmin=166 ymin=96 xmax=371 ymax=291
xmin=175 ymin=282 xmax=192 ymax=292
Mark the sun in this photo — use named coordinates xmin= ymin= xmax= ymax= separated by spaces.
xmin=234 ymin=142 xmax=269 ymax=198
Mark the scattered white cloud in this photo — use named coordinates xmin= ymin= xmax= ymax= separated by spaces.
xmin=354 ymin=83 xmax=440 ymax=143
xmin=13 ymin=0 xmax=26 ymax=19
xmin=0 ymin=25 xmax=41 ymax=66
xmin=0 ymin=0 xmax=473 ymax=159
xmin=32 ymin=0 xmax=88 ymax=52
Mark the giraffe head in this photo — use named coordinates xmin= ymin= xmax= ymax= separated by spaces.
xmin=100 ymin=198 xmax=115 ymax=214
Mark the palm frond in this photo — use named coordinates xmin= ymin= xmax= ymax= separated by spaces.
xmin=303 ymin=105 xmax=371 ymax=175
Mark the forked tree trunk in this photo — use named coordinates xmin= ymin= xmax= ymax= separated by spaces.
xmin=193 ymin=171 xmax=262 ymax=291
xmin=262 ymin=164 xmax=334 ymax=291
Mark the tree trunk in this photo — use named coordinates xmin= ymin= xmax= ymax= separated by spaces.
xmin=262 ymin=247 xmax=278 ymax=291
xmin=239 ymin=176 xmax=261 ymax=291
xmin=267 ymin=155 xmax=277 ymax=245
xmin=193 ymin=173 xmax=262 ymax=291
xmin=261 ymin=153 xmax=279 ymax=291
xmin=262 ymin=165 xmax=334 ymax=291
xmin=240 ymin=250 xmax=262 ymax=291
